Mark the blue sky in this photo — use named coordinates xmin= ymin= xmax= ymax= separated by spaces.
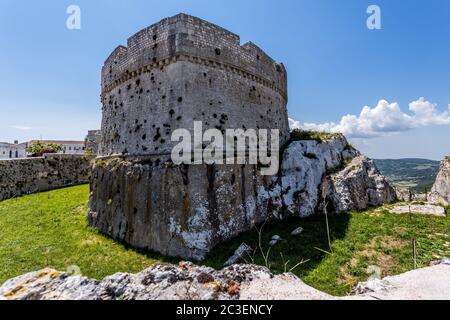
xmin=0 ymin=0 xmax=449 ymax=159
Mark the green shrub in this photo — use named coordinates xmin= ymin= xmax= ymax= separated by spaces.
xmin=290 ymin=129 xmax=340 ymax=143
xmin=26 ymin=141 xmax=64 ymax=157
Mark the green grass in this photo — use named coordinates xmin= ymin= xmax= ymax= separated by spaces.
xmin=203 ymin=209 xmax=450 ymax=296
xmin=290 ymin=129 xmax=341 ymax=143
xmin=0 ymin=185 xmax=161 ymax=284
xmin=0 ymin=185 xmax=449 ymax=297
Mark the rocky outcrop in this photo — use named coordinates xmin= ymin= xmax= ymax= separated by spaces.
xmin=430 ymin=157 xmax=450 ymax=206
xmin=2 ymin=261 xmax=449 ymax=300
xmin=262 ymin=135 xmax=396 ymax=217
xmin=324 ymin=156 xmax=397 ymax=213
xmin=267 ymin=136 xmax=359 ymax=217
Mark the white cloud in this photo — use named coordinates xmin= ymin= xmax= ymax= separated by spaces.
xmin=11 ymin=125 xmax=33 ymax=131
xmin=290 ymin=98 xmax=450 ymax=138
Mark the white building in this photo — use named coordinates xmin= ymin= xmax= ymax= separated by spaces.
xmin=0 ymin=141 xmax=27 ymax=159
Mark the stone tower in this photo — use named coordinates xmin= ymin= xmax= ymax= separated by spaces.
xmin=88 ymin=14 xmax=289 ymax=259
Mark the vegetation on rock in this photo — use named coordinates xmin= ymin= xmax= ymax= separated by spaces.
xmin=290 ymin=129 xmax=342 ymax=143
xmin=26 ymin=141 xmax=64 ymax=157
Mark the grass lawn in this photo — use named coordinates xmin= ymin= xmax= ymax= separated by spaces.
xmin=0 ymin=185 xmax=162 ymax=284
xmin=0 ymin=185 xmax=449 ymax=296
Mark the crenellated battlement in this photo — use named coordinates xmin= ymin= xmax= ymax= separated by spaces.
xmin=101 ymin=13 xmax=287 ymax=101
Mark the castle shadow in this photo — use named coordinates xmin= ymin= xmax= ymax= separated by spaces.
xmin=202 ymin=213 xmax=351 ymax=276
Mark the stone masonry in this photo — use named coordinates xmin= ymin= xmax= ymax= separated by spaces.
xmin=0 ymin=154 xmax=91 ymax=202
xmin=88 ymin=14 xmax=289 ymax=260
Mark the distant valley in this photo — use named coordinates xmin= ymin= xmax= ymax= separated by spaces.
xmin=374 ymin=158 xmax=440 ymax=192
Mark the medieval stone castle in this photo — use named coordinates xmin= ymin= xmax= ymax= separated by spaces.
xmin=99 ymin=13 xmax=289 ymax=156
xmin=88 ymin=13 xmax=290 ymax=259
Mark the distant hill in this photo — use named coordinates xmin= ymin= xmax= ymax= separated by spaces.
xmin=373 ymin=158 xmax=440 ymax=192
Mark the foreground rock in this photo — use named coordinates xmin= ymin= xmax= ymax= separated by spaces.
xmin=351 ymin=263 xmax=450 ymax=300
xmin=430 ymin=157 xmax=450 ymax=206
xmin=1 ymin=262 xmax=449 ymax=300
xmin=0 ymin=262 xmax=271 ymax=300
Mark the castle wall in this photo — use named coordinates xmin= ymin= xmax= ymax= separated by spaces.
xmin=100 ymin=13 xmax=288 ymax=156
xmin=88 ymin=156 xmax=275 ymax=259
xmin=89 ymin=14 xmax=290 ymax=259
xmin=0 ymin=154 xmax=92 ymax=202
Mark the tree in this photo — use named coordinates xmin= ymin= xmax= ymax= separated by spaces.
xmin=26 ymin=141 xmax=64 ymax=157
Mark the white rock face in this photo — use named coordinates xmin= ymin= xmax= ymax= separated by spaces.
xmin=262 ymin=135 xmax=396 ymax=217
xmin=430 ymin=157 xmax=450 ymax=206
xmin=325 ymin=155 xmax=397 ymax=213
xmin=276 ymin=138 xmax=355 ymax=217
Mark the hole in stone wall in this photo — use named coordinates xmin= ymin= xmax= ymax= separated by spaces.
xmin=178 ymin=97 xmax=183 ymax=103
xmin=153 ymin=128 xmax=161 ymax=141
xmin=169 ymin=109 xmax=175 ymax=117
xmin=215 ymin=48 xmax=221 ymax=55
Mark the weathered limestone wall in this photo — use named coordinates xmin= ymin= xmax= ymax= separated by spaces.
xmin=88 ymin=156 xmax=274 ymax=260
xmin=0 ymin=154 xmax=92 ymax=201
